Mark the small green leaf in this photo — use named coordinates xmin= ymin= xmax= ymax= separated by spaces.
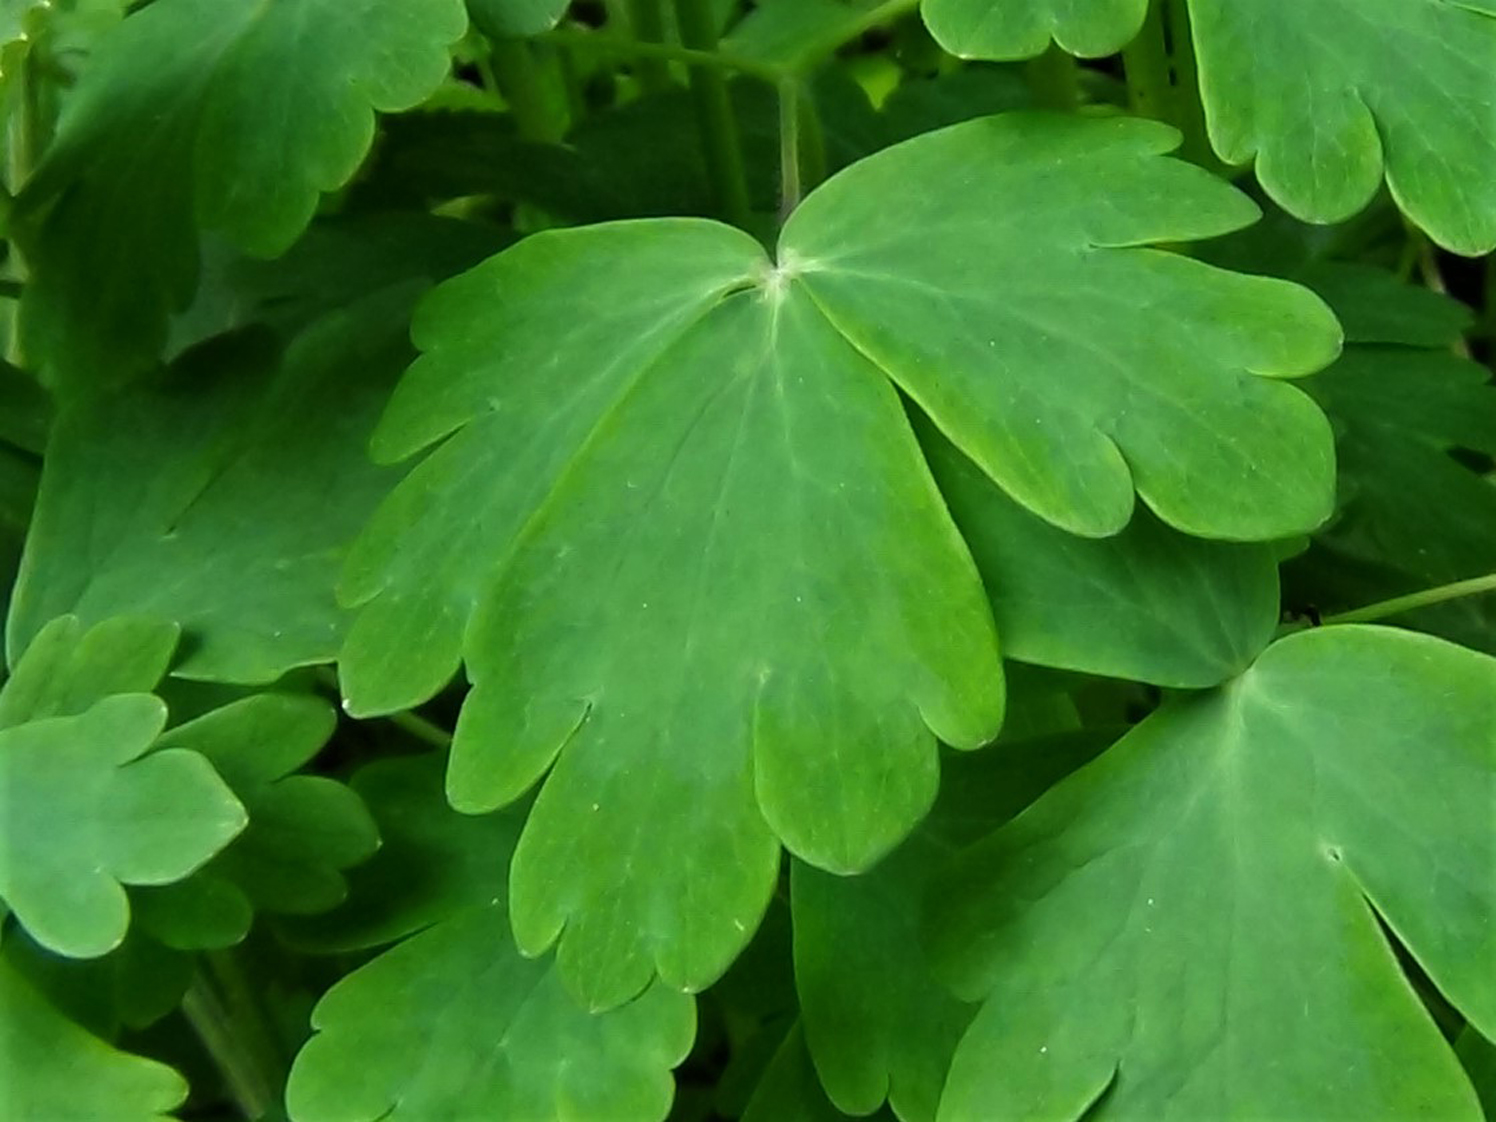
xmin=933 ymin=626 xmax=1496 ymax=1121
xmin=743 ymin=1021 xmax=891 ymax=1122
xmin=8 ymin=292 xmax=412 ymax=683
xmin=0 ymin=954 xmax=186 ymax=1122
xmin=15 ymin=0 xmax=468 ymax=383
xmin=0 ymin=614 xmax=178 ymax=721
xmin=921 ymin=0 xmax=1145 ymax=59
xmin=922 ymin=421 xmax=1280 ymax=687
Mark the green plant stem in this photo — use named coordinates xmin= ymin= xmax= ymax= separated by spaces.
xmin=490 ymin=37 xmax=564 ymax=143
xmin=312 ymin=667 xmax=454 ymax=748
xmin=625 ymin=0 xmax=672 ymax=92
xmin=778 ymin=78 xmax=801 ymax=225
xmin=1324 ymin=573 xmax=1496 ymax=626
xmin=1123 ymin=0 xmax=1174 ymax=122
xmin=673 ymin=0 xmax=752 ymax=228
xmin=1024 ymin=45 xmax=1080 ymax=111
xmin=1164 ymin=0 xmax=1218 ymax=168
xmin=540 ymin=28 xmax=784 ymax=83
xmin=182 ymin=954 xmax=286 ymax=1122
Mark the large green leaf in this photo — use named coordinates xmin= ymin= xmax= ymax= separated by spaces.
xmin=282 ymin=756 xmax=695 ymax=1122
xmin=0 ymin=952 xmax=186 ymax=1122
xmin=932 ymin=626 xmax=1496 ymax=1120
xmin=14 ymin=0 xmax=468 ymax=383
xmin=0 ymin=616 xmax=247 ymax=958
xmin=342 ymin=112 xmax=1338 ymax=1009
xmin=920 ymin=1 xmax=1496 ymax=254
xmin=7 ymin=291 xmax=411 ymax=682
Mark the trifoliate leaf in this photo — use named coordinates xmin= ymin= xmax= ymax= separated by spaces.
xmin=156 ymin=694 xmax=377 ymax=915
xmin=0 ymin=614 xmax=246 ymax=956
xmin=466 ymin=0 xmax=568 ymax=39
xmin=342 ymin=113 xmax=1338 ymax=1009
xmin=921 ymin=421 xmax=1280 ymax=688
xmin=0 ymin=695 xmax=246 ymax=958
xmin=920 ymin=0 xmax=1496 ymax=253
xmin=7 ymin=291 xmax=412 ymax=683
xmin=794 ymin=730 xmax=1114 ymax=1122
xmin=932 ymin=626 xmax=1496 ymax=1121
xmin=14 ymin=0 xmax=468 ymax=383
xmin=0 ymin=954 xmax=186 ymax=1122
xmin=282 ymin=755 xmax=695 ymax=1122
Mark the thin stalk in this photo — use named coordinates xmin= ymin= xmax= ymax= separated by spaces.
xmin=625 ymin=0 xmax=672 ymax=92
xmin=539 ymin=28 xmax=785 ymax=85
xmin=312 ymin=667 xmax=454 ymax=748
xmin=797 ymin=83 xmax=827 ymax=199
xmin=674 ymin=0 xmax=752 ymax=228
xmin=1163 ymin=0 xmax=1218 ymax=168
xmin=182 ymin=962 xmax=282 ymax=1122
xmin=556 ymin=42 xmax=588 ymax=121
xmin=1323 ymin=573 xmax=1496 ymax=626
xmin=778 ymin=78 xmax=801 ymax=226
xmin=1024 ymin=45 xmax=1080 ymax=111
xmin=1122 ymin=0 xmax=1174 ymax=122
xmin=490 ymin=37 xmax=564 ymax=143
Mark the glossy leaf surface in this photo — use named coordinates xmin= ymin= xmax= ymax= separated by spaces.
xmin=934 ymin=626 xmax=1496 ymax=1121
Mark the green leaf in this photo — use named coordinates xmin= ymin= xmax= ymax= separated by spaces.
xmin=742 ymin=1021 xmax=894 ymax=1122
xmin=921 ymin=421 xmax=1280 ymax=687
xmin=466 ymin=0 xmax=568 ymax=39
xmin=933 ymin=626 xmax=1496 ymax=1121
xmin=8 ymin=292 xmax=412 ymax=683
xmin=793 ymin=729 xmax=1115 ymax=1121
xmin=157 ymin=693 xmax=379 ymax=915
xmin=342 ymin=112 xmax=1339 ymax=1010
xmin=920 ymin=1 xmax=1496 ymax=253
xmin=0 ymin=614 xmax=247 ymax=957
xmin=0 ymin=953 xmax=186 ymax=1122
xmin=1457 ymin=1027 xmax=1496 ymax=1118
xmin=286 ymin=904 xmax=696 ymax=1122
xmin=282 ymin=755 xmax=695 ymax=1122
xmin=14 ymin=0 xmax=468 ymax=383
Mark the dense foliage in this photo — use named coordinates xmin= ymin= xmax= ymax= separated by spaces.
xmin=1 ymin=1 xmax=1493 ymax=1119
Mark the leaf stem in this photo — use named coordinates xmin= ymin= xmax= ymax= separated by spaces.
xmin=489 ymin=37 xmax=564 ymax=143
xmin=1323 ymin=573 xmax=1496 ymax=626
xmin=673 ymin=0 xmax=752 ymax=228
xmin=1024 ymin=45 xmax=1080 ymax=111
xmin=182 ymin=954 xmax=285 ymax=1122
xmin=624 ymin=0 xmax=673 ymax=92
xmin=540 ymin=27 xmax=784 ymax=83
xmin=1122 ymin=0 xmax=1174 ymax=123
xmin=312 ymin=667 xmax=454 ymax=749
xmin=778 ymin=78 xmax=801 ymax=226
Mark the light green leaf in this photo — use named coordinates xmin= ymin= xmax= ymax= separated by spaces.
xmin=933 ymin=626 xmax=1496 ymax=1121
xmin=743 ymin=1021 xmax=895 ymax=1122
xmin=0 ymin=694 xmax=246 ymax=957
xmin=342 ymin=112 xmax=1339 ymax=1010
xmin=15 ymin=0 xmax=468 ymax=383
xmin=920 ymin=0 xmax=1496 ymax=253
xmin=282 ymin=755 xmax=695 ymax=1122
xmin=8 ymin=292 xmax=412 ymax=683
xmin=0 ymin=614 xmax=178 ymax=721
xmin=922 ymin=421 xmax=1280 ymax=687
xmin=157 ymin=693 xmax=379 ymax=915
xmin=466 ymin=0 xmax=568 ymax=38
xmin=0 ymin=953 xmax=186 ymax=1122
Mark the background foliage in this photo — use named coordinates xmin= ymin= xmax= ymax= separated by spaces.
xmin=0 ymin=1 xmax=1493 ymax=1120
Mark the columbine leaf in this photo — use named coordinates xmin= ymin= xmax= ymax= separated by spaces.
xmin=794 ymin=730 xmax=1114 ymax=1121
xmin=342 ymin=112 xmax=1339 ymax=1009
xmin=0 ymin=953 xmax=186 ymax=1122
xmin=14 ymin=0 xmax=468 ymax=383
xmin=920 ymin=421 xmax=1280 ymax=688
xmin=282 ymin=755 xmax=696 ymax=1122
xmin=742 ymin=1021 xmax=895 ymax=1122
xmin=920 ymin=0 xmax=1496 ymax=253
xmin=157 ymin=693 xmax=379 ymax=915
xmin=7 ymin=290 xmax=412 ymax=684
xmin=932 ymin=626 xmax=1496 ymax=1121
xmin=466 ymin=0 xmax=569 ymax=38
xmin=0 ymin=615 xmax=246 ymax=957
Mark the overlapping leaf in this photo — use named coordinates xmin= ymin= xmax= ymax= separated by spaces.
xmin=0 ymin=952 xmax=186 ymax=1122
xmin=283 ymin=755 xmax=695 ymax=1122
xmin=466 ymin=0 xmax=569 ymax=39
xmin=0 ymin=616 xmax=246 ymax=957
xmin=342 ymin=112 xmax=1338 ymax=1009
xmin=920 ymin=0 xmax=1496 ymax=253
xmin=7 ymin=289 xmax=412 ymax=683
xmin=932 ymin=626 xmax=1496 ymax=1120
xmin=14 ymin=0 xmax=468 ymax=383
